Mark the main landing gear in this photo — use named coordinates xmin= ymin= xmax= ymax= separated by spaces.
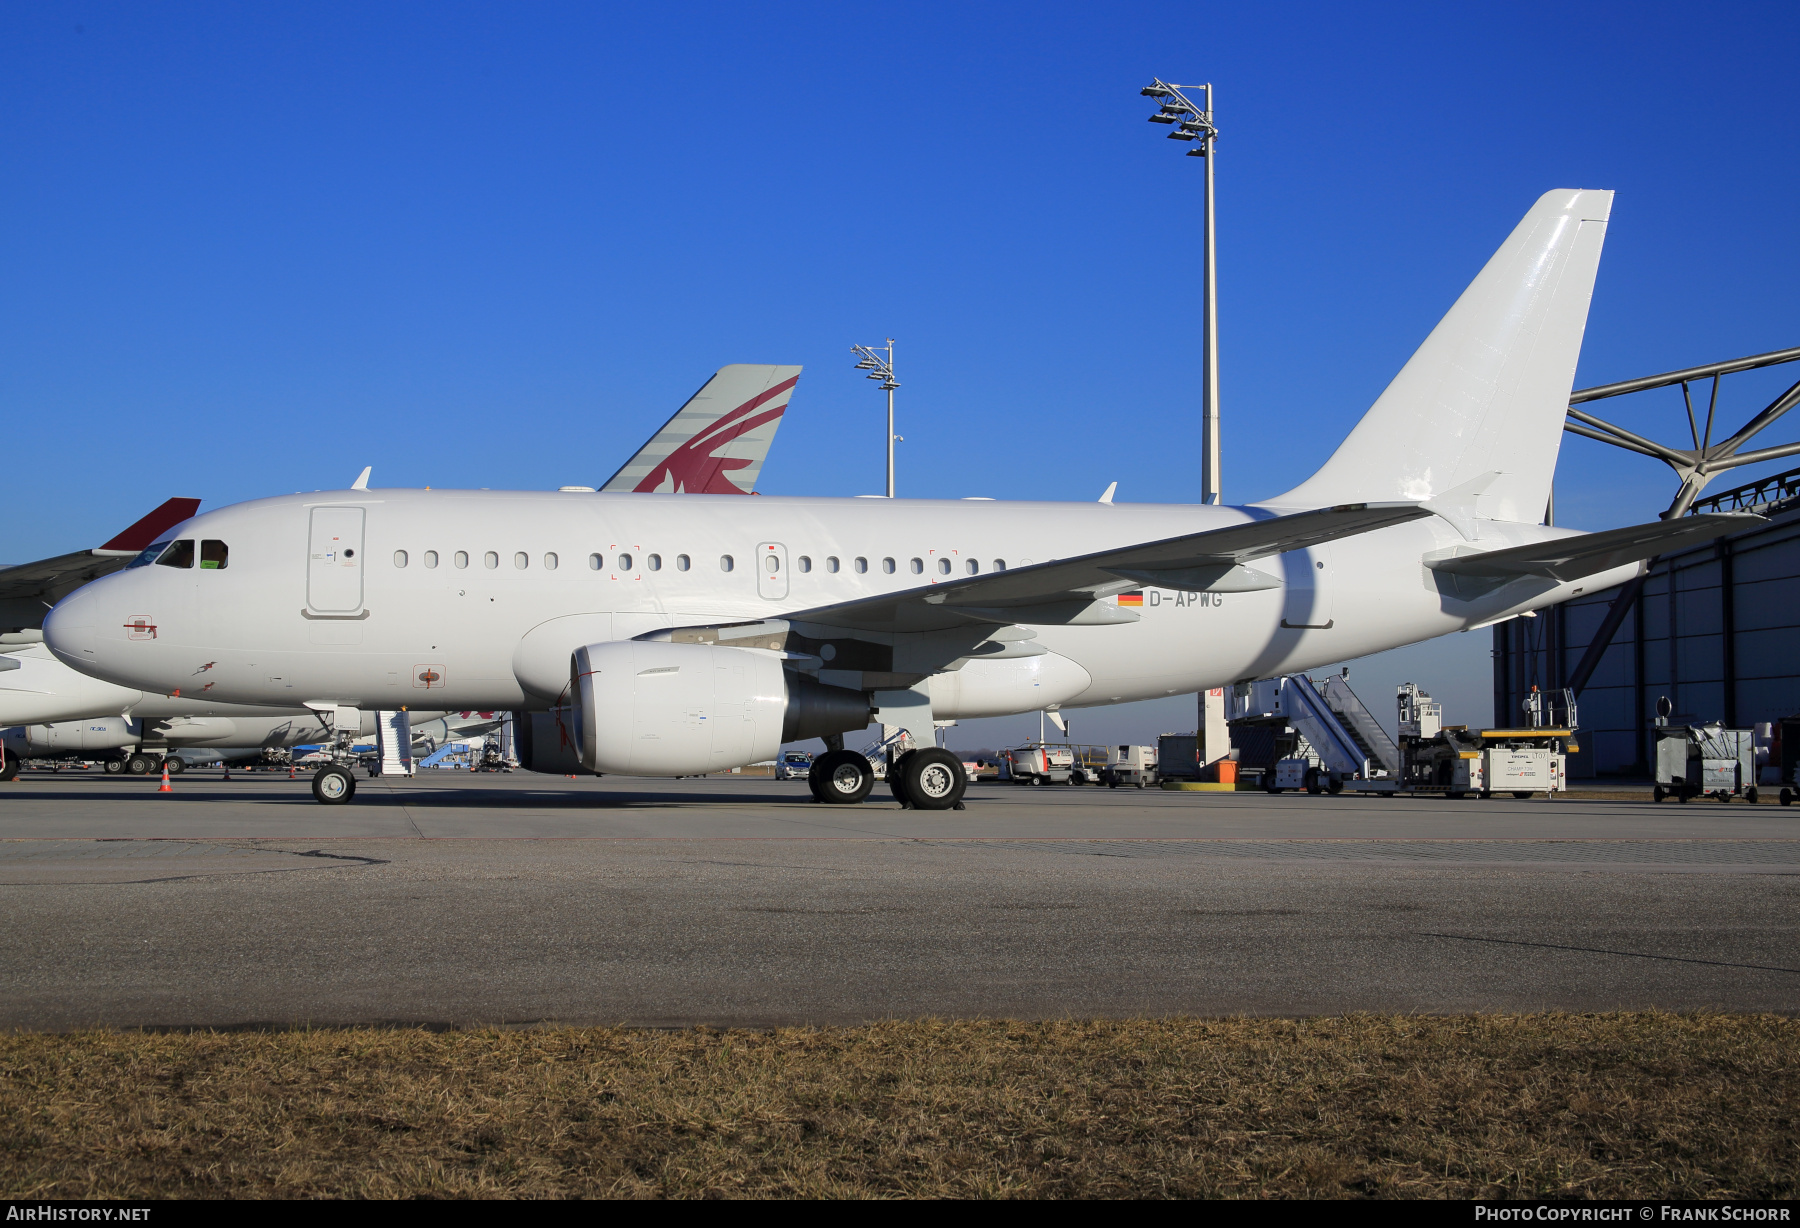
xmin=810 ymin=749 xmax=875 ymax=805
xmin=809 ymin=747 xmax=967 ymax=811
xmin=889 ymin=748 xmax=968 ymax=811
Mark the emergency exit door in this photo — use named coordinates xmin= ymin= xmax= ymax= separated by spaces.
xmin=307 ymin=506 xmax=366 ymax=614
xmin=756 ymin=542 xmax=788 ymax=600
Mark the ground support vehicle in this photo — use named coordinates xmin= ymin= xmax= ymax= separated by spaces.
xmin=1342 ymin=683 xmax=1572 ymax=799
xmin=1005 ymin=743 xmax=1074 ymax=786
xmin=1653 ymin=722 xmax=1757 ymax=803
xmin=1230 ymin=674 xmax=1395 ymax=793
xmin=1104 ymin=744 xmax=1158 ymax=788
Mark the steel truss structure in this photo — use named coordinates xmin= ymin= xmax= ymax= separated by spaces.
xmin=1558 ymin=344 xmax=1800 ymax=694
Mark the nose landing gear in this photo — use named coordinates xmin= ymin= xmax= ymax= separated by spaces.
xmin=312 ymin=764 xmax=356 ymax=805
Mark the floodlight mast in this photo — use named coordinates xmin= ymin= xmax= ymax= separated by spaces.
xmin=1142 ymin=79 xmax=1221 ymax=505
xmin=852 ymin=339 xmax=900 ymax=497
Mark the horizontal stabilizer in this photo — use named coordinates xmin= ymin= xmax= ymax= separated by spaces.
xmin=1427 ymin=512 xmax=1763 ymax=583
xmin=783 ymin=501 xmax=1433 ymax=635
xmin=600 ymin=364 xmax=802 ymax=495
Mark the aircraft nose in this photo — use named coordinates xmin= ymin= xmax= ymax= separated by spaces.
xmin=43 ymin=585 xmax=102 ymax=669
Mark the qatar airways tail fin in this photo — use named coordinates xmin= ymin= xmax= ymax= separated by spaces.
xmin=600 ymin=364 xmax=802 ymax=494
xmin=1272 ymin=189 xmax=1613 ymax=524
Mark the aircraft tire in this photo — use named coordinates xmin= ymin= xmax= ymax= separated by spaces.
xmin=888 ymin=753 xmax=916 ymax=807
xmin=812 ymin=750 xmax=874 ymax=805
xmin=312 ymin=765 xmax=356 ymax=805
xmin=164 ymin=757 xmax=186 ymax=775
xmin=125 ymin=753 xmax=154 ymax=775
xmin=0 ymin=750 xmax=18 ymax=782
xmin=103 ymin=757 xmax=126 ymax=774
xmin=899 ymin=748 xmax=967 ymax=812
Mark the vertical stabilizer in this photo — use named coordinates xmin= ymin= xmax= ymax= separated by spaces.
xmin=1270 ymin=189 xmax=1612 ymax=522
xmin=601 ymin=364 xmax=802 ymax=494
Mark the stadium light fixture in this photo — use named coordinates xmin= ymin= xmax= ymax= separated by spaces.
xmin=851 ymin=339 xmax=900 ymax=497
xmin=1141 ymin=78 xmax=1221 ymax=506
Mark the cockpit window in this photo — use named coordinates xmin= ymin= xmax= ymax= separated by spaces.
xmin=126 ymin=539 xmax=173 ymax=568
xmin=155 ymin=539 xmax=196 ymax=569
xmin=200 ymin=540 xmax=229 ymax=570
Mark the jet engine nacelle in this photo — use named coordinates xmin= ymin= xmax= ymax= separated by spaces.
xmin=2 ymin=717 xmax=138 ymax=757
xmin=569 ymin=640 xmax=870 ymax=776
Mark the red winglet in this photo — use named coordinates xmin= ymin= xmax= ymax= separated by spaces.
xmin=100 ymin=498 xmax=203 ymax=552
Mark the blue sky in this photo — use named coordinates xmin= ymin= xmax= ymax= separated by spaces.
xmin=4 ymin=1 xmax=1796 ymax=746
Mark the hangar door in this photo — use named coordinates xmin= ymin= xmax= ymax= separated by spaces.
xmin=307 ymin=506 xmax=366 ymax=614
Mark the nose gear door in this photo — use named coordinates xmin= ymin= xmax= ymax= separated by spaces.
xmin=307 ymin=507 xmax=366 ymax=615
xmin=756 ymin=542 xmax=788 ymax=600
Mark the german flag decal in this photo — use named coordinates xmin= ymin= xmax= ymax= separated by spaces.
xmin=1117 ymin=590 xmax=1144 ymax=607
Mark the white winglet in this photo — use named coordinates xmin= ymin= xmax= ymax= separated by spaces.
xmin=350 ymin=466 xmax=372 ymax=491
xmin=1098 ymin=482 xmax=1117 ymax=504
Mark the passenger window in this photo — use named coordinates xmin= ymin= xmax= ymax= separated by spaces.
xmin=938 ymin=558 xmax=951 ymax=575
xmin=965 ymin=559 xmax=979 ymax=575
xmin=127 ymin=539 xmax=173 ymax=569
xmin=156 ymin=540 xmax=196 ymax=569
xmin=201 ymin=540 xmax=230 ymax=570
xmin=882 ymin=558 xmax=896 ymax=574
xmin=514 ymin=552 xmax=529 ymax=570
xmin=483 ymin=551 xmax=499 ymax=569
xmin=854 ymin=557 xmax=868 ymax=573
xmin=720 ymin=554 xmax=734 ymax=572
xmin=676 ymin=554 xmax=690 ymax=571
xmin=544 ymin=552 xmax=558 ymax=570
xmin=994 ymin=559 xmax=1006 ymax=570
xmin=798 ymin=556 xmax=811 ymax=573
xmin=454 ymin=551 xmax=469 ymax=569
xmin=589 ymin=553 xmax=603 ymax=570
xmin=826 ymin=556 xmax=840 ymax=573
xmin=764 ymin=554 xmax=780 ymax=573
xmin=392 ymin=550 xmax=408 ymax=569
xmin=647 ymin=554 xmax=661 ymax=571
xmin=910 ymin=558 xmax=923 ymax=574
xmin=424 ymin=550 xmax=439 ymax=569
xmin=618 ymin=553 xmax=633 ymax=571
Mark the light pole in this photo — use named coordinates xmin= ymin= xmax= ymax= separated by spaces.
xmin=852 ymin=339 xmax=900 ymax=497
xmin=1141 ymin=79 xmax=1220 ymax=505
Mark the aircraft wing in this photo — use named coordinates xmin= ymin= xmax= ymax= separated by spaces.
xmin=600 ymin=364 xmax=802 ymax=495
xmin=780 ymin=502 xmax=1433 ymax=635
xmin=1427 ymin=512 xmax=1763 ymax=583
xmin=0 ymin=497 xmax=201 ymax=633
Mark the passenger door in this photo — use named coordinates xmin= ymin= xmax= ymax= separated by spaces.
xmin=307 ymin=507 xmax=366 ymax=615
xmin=755 ymin=541 xmax=788 ymax=600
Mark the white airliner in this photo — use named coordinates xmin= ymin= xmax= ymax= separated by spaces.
xmin=43 ymin=192 xmax=1759 ymax=808
xmin=4 ymin=365 xmax=800 ymax=777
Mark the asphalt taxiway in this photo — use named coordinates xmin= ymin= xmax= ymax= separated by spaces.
xmin=3 ymin=770 xmax=1796 ymax=1028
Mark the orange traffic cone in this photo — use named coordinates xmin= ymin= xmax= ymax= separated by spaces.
xmin=288 ymin=763 xmax=296 ymax=780
xmin=157 ymin=764 xmax=173 ymax=793
xmin=222 ymin=765 xmax=231 ymax=781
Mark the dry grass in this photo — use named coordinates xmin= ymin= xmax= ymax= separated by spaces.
xmin=2 ymin=1014 xmax=1795 ymax=1199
